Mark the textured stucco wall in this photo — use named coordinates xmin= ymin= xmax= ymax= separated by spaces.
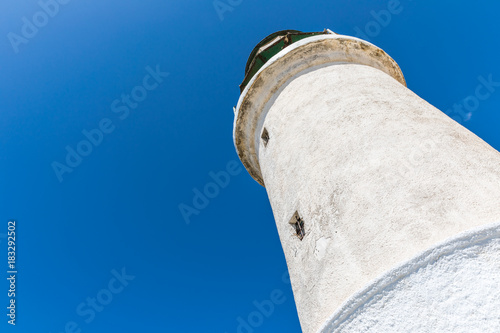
xmin=234 ymin=34 xmax=500 ymax=333
xmin=320 ymin=221 xmax=500 ymax=333
xmin=258 ymin=62 xmax=500 ymax=333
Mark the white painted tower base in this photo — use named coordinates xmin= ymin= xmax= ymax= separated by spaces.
xmin=233 ymin=31 xmax=500 ymax=333
xmin=320 ymin=221 xmax=500 ymax=333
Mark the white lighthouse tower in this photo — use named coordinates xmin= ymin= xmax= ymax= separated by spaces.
xmin=233 ymin=30 xmax=500 ymax=333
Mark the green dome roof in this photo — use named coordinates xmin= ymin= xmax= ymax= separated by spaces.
xmin=240 ymin=29 xmax=330 ymax=92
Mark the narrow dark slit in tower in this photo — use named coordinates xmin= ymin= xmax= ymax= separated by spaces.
xmin=290 ymin=211 xmax=305 ymax=240
xmin=261 ymin=127 xmax=270 ymax=147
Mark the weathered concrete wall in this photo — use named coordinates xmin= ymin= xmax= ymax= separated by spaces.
xmin=320 ymin=221 xmax=500 ymax=333
xmin=233 ymin=34 xmax=500 ymax=333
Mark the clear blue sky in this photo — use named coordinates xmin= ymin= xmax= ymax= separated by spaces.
xmin=1 ymin=0 xmax=499 ymax=332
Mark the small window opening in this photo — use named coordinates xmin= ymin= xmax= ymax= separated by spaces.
xmin=289 ymin=211 xmax=305 ymax=240
xmin=261 ymin=128 xmax=270 ymax=147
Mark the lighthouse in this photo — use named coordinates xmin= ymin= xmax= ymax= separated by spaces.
xmin=233 ymin=29 xmax=500 ymax=332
